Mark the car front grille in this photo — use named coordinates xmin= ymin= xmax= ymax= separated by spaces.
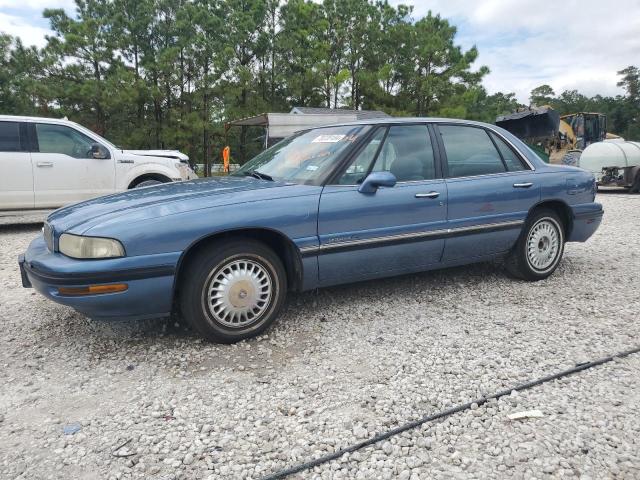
xmin=43 ymin=222 xmax=54 ymax=252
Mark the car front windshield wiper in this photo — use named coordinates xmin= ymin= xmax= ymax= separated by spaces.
xmin=243 ymin=170 xmax=274 ymax=181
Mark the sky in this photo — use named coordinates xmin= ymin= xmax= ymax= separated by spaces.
xmin=1 ymin=0 xmax=638 ymax=103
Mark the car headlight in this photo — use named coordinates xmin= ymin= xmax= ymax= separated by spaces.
xmin=59 ymin=233 xmax=125 ymax=259
xmin=175 ymin=162 xmax=192 ymax=179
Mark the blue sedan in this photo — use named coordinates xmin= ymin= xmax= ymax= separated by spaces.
xmin=19 ymin=118 xmax=603 ymax=342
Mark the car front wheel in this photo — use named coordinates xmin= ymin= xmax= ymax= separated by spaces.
xmin=505 ymin=209 xmax=565 ymax=281
xmin=133 ymin=179 xmax=164 ymax=188
xmin=179 ymin=239 xmax=287 ymax=343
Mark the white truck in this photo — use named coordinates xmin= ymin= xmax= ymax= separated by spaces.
xmin=0 ymin=115 xmax=197 ymax=215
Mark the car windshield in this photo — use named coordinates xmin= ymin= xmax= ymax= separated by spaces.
xmin=233 ymin=125 xmax=370 ymax=185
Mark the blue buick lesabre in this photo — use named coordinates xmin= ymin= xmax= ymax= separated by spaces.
xmin=19 ymin=118 xmax=603 ymax=342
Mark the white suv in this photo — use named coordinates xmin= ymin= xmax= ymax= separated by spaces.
xmin=0 ymin=115 xmax=197 ymax=212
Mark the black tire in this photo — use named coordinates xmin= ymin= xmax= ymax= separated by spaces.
xmin=630 ymin=171 xmax=640 ymax=194
xmin=561 ymin=151 xmax=581 ymax=166
xmin=505 ymin=209 xmax=565 ymax=281
xmin=179 ymin=239 xmax=287 ymax=343
xmin=133 ymin=179 xmax=164 ymax=188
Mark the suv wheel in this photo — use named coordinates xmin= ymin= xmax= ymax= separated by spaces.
xmin=179 ymin=239 xmax=287 ymax=343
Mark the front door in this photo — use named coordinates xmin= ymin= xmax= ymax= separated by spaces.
xmin=31 ymin=123 xmax=115 ymax=208
xmin=435 ymin=124 xmax=540 ymax=262
xmin=0 ymin=121 xmax=33 ymax=210
xmin=317 ymin=124 xmax=447 ymax=286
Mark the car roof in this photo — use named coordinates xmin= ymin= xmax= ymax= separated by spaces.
xmin=0 ymin=114 xmax=493 ymax=129
xmin=0 ymin=114 xmax=77 ymax=125
xmin=313 ymin=116 xmax=495 ymax=129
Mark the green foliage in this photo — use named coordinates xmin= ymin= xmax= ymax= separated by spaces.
xmin=617 ymin=66 xmax=639 ymax=103
xmin=1 ymin=0 xmax=638 ymax=169
xmin=529 ymin=84 xmax=555 ymax=107
xmin=0 ymin=35 xmax=46 ymax=115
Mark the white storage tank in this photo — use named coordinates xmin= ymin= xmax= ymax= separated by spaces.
xmin=578 ymin=141 xmax=640 ymax=181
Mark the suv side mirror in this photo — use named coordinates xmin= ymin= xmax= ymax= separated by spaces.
xmin=90 ymin=143 xmax=110 ymax=159
xmin=358 ymin=171 xmax=397 ymax=194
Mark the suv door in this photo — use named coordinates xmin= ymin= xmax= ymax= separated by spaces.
xmin=435 ymin=124 xmax=540 ymax=262
xmin=317 ymin=124 xmax=447 ymax=285
xmin=31 ymin=122 xmax=115 ymax=208
xmin=0 ymin=121 xmax=33 ymax=210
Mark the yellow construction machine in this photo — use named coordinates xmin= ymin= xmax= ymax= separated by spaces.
xmin=496 ymin=106 xmax=607 ymax=165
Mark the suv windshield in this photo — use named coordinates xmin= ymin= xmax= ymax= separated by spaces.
xmin=233 ymin=125 xmax=369 ymax=185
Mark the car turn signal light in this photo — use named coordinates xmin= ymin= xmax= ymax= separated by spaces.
xmin=58 ymin=284 xmax=128 ymax=296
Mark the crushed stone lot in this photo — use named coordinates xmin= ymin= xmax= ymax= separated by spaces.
xmin=0 ymin=193 xmax=639 ymax=480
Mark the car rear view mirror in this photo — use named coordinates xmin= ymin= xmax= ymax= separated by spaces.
xmin=358 ymin=171 xmax=397 ymax=194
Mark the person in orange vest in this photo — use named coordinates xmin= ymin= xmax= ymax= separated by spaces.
xmin=222 ymin=146 xmax=230 ymax=174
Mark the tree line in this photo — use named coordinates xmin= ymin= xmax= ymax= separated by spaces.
xmin=529 ymin=69 xmax=640 ymax=140
xmin=1 ymin=0 xmax=638 ymax=169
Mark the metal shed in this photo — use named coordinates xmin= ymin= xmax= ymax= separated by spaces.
xmin=225 ymin=108 xmax=390 ymax=148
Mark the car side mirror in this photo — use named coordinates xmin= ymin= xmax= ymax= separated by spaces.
xmin=358 ymin=171 xmax=397 ymax=194
xmin=90 ymin=143 xmax=110 ymax=159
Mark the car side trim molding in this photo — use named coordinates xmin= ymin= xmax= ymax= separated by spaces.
xmin=299 ymin=220 xmax=524 ymax=257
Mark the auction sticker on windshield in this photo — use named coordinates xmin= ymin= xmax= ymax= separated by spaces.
xmin=312 ymin=134 xmax=346 ymax=143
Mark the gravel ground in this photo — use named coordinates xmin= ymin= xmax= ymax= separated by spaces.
xmin=0 ymin=193 xmax=638 ymax=480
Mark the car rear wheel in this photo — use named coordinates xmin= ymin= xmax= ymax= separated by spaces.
xmin=179 ymin=239 xmax=287 ymax=343
xmin=505 ymin=209 xmax=565 ymax=281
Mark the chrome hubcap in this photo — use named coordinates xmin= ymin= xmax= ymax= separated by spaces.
xmin=206 ymin=259 xmax=272 ymax=328
xmin=526 ymin=219 xmax=560 ymax=271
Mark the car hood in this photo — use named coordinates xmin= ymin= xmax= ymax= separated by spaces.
xmin=123 ymin=149 xmax=189 ymax=162
xmin=47 ymin=176 xmax=311 ymax=234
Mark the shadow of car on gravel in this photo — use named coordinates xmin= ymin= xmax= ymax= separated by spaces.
xmin=32 ymin=260 xmax=509 ymax=347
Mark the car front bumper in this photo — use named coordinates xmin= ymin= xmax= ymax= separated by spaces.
xmin=20 ymin=236 xmax=180 ymax=321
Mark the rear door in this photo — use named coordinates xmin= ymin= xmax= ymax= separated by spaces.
xmin=0 ymin=121 xmax=33 ymax=209
xmin=31 ymin=122 xmax=115 ymax=208
xmin=317 ymin=124 xmax=447 ymax=285
xmin=435 ymin=124 xmax=540 ymax=262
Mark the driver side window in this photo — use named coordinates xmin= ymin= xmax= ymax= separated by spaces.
xmin=337 ymin=128 xmax=386 ymax=185
xmin=337 ymin=125 xmax=436 ymax=184
xmin=35 ymin=123 xmax=99 ymax=159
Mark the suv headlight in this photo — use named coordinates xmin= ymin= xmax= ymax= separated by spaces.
xmin=59 ymin=233 xmax=125 ymax=259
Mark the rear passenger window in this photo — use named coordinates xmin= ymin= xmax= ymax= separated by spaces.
xmin=0 ymin=121 xmax=22 ymax=152
xmin=489 ymin=131 xmax=527 ymax=171
xmin=439 ymin=125 xmax=505 ymax=177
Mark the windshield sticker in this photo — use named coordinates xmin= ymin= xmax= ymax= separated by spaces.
xmin=312 ymin=134 xmax=345 ymax=143
xmin=306 ymin=165 xmax=319 ymax=171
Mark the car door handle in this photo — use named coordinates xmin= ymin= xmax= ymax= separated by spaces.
xmin=37 ymin=161 xmax=53 ymax=167
xmin=513 ymin=182 xmax=533 ymax=188
xmin=415 ymin=192 xmax=440 ymax=198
